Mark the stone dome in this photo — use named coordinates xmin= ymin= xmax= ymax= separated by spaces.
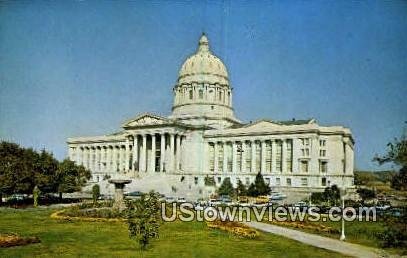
xmin=178 ymin=34 xmax=229 ymax=85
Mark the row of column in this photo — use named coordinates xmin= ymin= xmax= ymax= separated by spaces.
xmin=174 ymin=84 xmax=232 ymax=106
xmin=208 ymin=139 xmax=293 ymax=174
xmin=70 ymin=144 xmax=130 ymax=173
xmin=69 ymin=133 xmax=184 ymax=174
xmin=132 ymin=133 xmax=183 ymax=173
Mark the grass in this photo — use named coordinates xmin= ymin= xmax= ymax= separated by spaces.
xmin=0 ymin=207 xmax=346 ymax=258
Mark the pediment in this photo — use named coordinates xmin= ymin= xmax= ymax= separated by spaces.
xmin=122 ymin=113 xmax=169 ymax=128
xmin=243 ymin=120 xmax=283 ymax=130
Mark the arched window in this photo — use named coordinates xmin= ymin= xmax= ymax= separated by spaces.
xmin=189 ymin=90 xmax=193 ymax=100
xmin=199 ymin=89 xmax=204 ymax=99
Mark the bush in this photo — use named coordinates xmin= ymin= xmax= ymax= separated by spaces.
xmin=92 ymin=184 xmax=100 ymax=204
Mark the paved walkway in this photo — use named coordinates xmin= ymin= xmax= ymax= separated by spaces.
xmin=245 ymin=221 xmax=389 ymax=258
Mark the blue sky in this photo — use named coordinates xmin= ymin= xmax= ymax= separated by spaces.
xmin=0 ymin=1 xmax=406 ymax=171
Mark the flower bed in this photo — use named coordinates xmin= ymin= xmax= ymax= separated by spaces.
xmin=0 ymin=233 xmax=40 ymax=248
xmin=206 ymin=220 xmax=259 ymax=239
xmin=268 ymin=220 xmax=339 ymax=234
xmin=50 ymin=209 xmax=126 ymax=222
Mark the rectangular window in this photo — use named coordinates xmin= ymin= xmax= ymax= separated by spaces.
xmin=286 ymin=139 xmax=293 ymax=172
xmin=322 ymin=177 xmax=327 ymax=186
xmin=265 ymin=141 xmax=272 ymax=173
xmin=199 ymin=89 xmax=203 ymax=99
xmin=275 ymin=140 xmax=282 ymax=172
xmin=319 ymin=150 xmax=326 ymax=157
xmin=286 ymin=178 xmax=292 ymax=186
xmin=276 ymin=178 xmax=281 ymax=186
xmin=189 ymin=90 xmax=193 ymax=100
xmin=245 ymin=177 xmax=250 ymax=185
xmin=301 ymin=138 xmax=310 ymax=146
xmin=265 ymin=178 xmax=270 ymax=185
xmin=255 ymin=141 xmax=261 ymax=173
xmin=218 ymin=144 xmax=224 ymax=172
xmin=319 ymin=139 xmax=326 ymax=147
xmin=194 ymin=177 xmax=198 ymax=185
xmin=301 ymin=160 xmax=309 ymax=173
xmin=208 ymin=143 xmax=215 ymax=172
xmin=236 ymin=142 xmax=242 ymax=172
xmin=319 ymin=161 xmax=328 ymax=173
xmin=245 ymin=142 xmax=251 ymax=172
xmin=301 ymin=178 xmax=308 ymax=186
xmin=227 ymin=143 xmax=233 ymax=172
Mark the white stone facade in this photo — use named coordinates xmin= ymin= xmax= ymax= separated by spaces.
xmin=67 ymin=34 xmax=355 ymax=201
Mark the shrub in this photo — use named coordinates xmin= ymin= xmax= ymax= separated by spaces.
xmin=92 ymin=184 xmax=100 ymax=205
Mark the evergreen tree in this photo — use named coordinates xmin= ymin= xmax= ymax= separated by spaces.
xmin=235 ymin=179 xmax=247 ymax=197
xmin=253 ymin=172 xmax=271 ymax=196
xmin=217 ymin=178 xmax=234 ymax=196
xmin=247 ymin=183 xmax=257 ymax=197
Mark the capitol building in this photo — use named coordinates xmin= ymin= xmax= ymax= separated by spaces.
xmin=67 ymin=34 xmax=355 ymax=201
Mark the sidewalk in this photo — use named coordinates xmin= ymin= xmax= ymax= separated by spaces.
xmin=245 ymin=221 xmax=389 ymax=258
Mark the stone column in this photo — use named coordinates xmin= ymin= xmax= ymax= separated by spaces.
xmin=125 ymin=139 xmax=130 ymax=172
xmin=214 ymin=142 xmax=219 ymax=173
xmin=176 ymin=134 xmax=181 ymax=171
xmin=141 ymin=134 xmax=147 ymax=172
xmin=251 ymin=140 xmax=256 ymax=173
xmin=232 ymin=142 xmax=237 ymax=174
xmin=160 ymin=133 xmax=166 ymax=172
xmin=261 ymin=140 xmax=266 ymax=173
xmin=151 ymin=134 xmax=156 ymax=172
xmin=282 ymin=139 xmax=287 ymax=173
xmin=170 ymin=133 xmax=175 ymax=172
xmin=133 ymin=135 xmax=138 ymax=172
xmin=271 ymin=140 xmax=276 ymax=173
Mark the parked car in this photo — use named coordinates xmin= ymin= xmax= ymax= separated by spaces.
xmin=125 ymin=191 xmax=143 ymax=199
xmin=176 ymin=197 xmax=187 ymax=204
xmin=208 ymin=199 xmax=222 ymax=206
xmin=269 ymin=192 xmax=287 ymax=201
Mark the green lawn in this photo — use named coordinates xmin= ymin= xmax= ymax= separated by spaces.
xmin=259 ymin=212 xmax=406 ymax=255
xmin=0 ymin=208 xmax=345 ymax=258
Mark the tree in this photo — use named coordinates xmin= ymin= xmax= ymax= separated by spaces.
xmin=235 ymin=179 xmax=247 ymax=197
xmin=356 ymin=188 xmax=376 ymax=205
xmin=374 ymin=128 xmax=407 ymax=190
xmin=391 ymin=166 xmax=407 ymax=191
xmin=34 ymin=150 xmax=59 ymax=193
xmin=254 ymin=172 xmax=271 ymax=196
xmin=126 ymin=191 xmax=161 ymax=250
xmin=56 ymin=159 xmax=91 ymax=199
xmin=310 ymin=185 xmax=341 ymax=205
xmin=247 ymin=183 xmax=257 ymax=197
xmin=92 ymin=184 xmax=100 ymax=205
xmin=217 ymin=178 xmax=234 ymax=196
